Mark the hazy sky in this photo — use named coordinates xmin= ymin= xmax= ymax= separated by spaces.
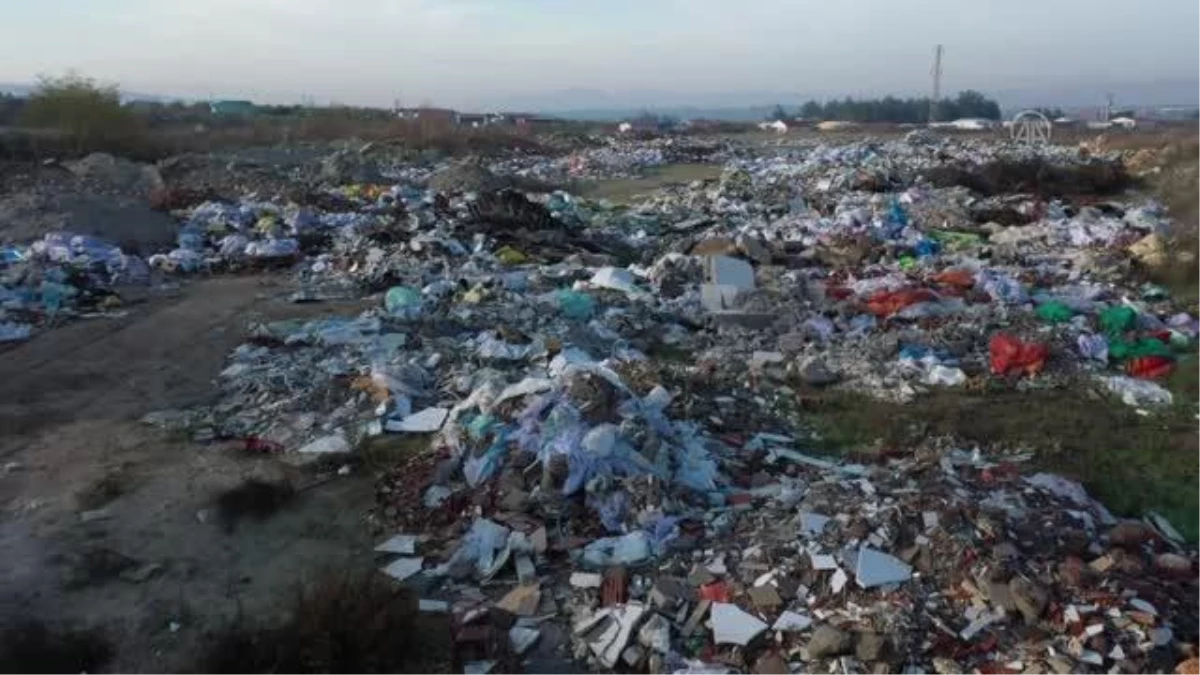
xmin=1 ymin=0 xmax=1196 ymax=109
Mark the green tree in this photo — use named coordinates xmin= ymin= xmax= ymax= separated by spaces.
xmin=768 ymin=104 xmax=789 ymax=121
xmin=20 ymin=71 xmax=141 ymax=149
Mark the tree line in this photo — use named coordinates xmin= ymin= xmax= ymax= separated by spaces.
xmin=769 ymin=90 xmax=1002 ymax=123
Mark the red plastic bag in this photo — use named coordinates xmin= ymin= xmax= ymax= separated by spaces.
xmin=989 ymin=333 xmax=1049 ymax=376
xmin=931 ymin=269 xmax=976 ymax=289
xmin=1126 ymin=355 xmax=1173 ymax=379
xmin=865 ymin=288 xmax=937 ymax=317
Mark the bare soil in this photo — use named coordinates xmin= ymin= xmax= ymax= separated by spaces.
xmin=0 ymin=275 xmax=380 ymax=672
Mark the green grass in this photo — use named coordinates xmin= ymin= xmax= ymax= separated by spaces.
xmin=576 ymin=163 xmax=723 ymax=203
xmin=800 ymin=370 xmax=1199 ymax=542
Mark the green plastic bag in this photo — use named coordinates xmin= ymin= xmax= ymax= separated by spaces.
xmin=384 ymin=286 xmax=422 ymax=318
xmin=1100 ymin=306 xmax=1137 ymax=337
xmin=556 ymin=289 xmax=595 ymax=320
xmin=1108 ymin=337 xmax=1173 ymax=362
xmin=1036 ymin=301 xmax=1073 ymax=324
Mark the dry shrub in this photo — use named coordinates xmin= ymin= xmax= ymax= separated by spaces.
xmin=19 ymin=72 xmax=144 ymax=155
xmin=214 ymin=478 xmax=296 ymax=532
xmin=1146 ymin=138 xmax=1199 ymax=301
xmin=0 ymin=620 xmax=113 ymax=673
xmin=202 ymin=571 xmax=455 ymax=673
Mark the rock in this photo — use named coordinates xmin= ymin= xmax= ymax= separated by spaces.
xmin=1009 ymin=577 xmax=1048 ymax=624
xmin=1155 ymin=552 xmax=1193 ymax=579
xmin=754 ymin=651 xmax=789 ymax=674
xmin=736 ymin=234 xmax=772 ymax=265
xmin=1108 ymin=520 xmax=1157 ymax=548
xmin=797 ymin=358 xmax=839 ymax=387
xmin=807 ymin=624 xmax=852 ymax=659
xmin=1057 ymin=555 xmax=1089 ymax=587
xmin=854 ymin=631 xmax=887 ymax=662
xmin=986 ymin=579 xmax=1018 ymax=612
xmin=932 ymin=657 xmax=962 ymax=674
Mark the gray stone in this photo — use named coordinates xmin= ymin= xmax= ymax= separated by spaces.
xmin=854 ymin=631 xmax=887 ymax=662
xmin=986 ymin=579 xmax=1018 ymax=612
xmin=807 ymin=624 xmax=852 ymax=659
xmin=1009 ymin=577 xmax=1048 ymax=624
xmin=798 ymin=358 xmax=839 ymax=387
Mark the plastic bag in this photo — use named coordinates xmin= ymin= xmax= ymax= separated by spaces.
xmin=1108 ymin=337 xmax=1172 ymax=362
xmin=1077 ymin=334 xmax=1109 ymax=363
xmin=556 ymin=289 xmax=596 ymax=320
xmin=1126 ymin=355 xmax=1174 ymax=379
xmin=1102 ymin=375 xmax=1173 ymax=407
xmin=1100 ymin=306 xmax=1137 ymax=336
xmin=1036 ymin=301 xmax=1073 ymax=323
xmin=931 ymin=269 xmax=975 ymax=289
xmin=384 ymin=285 xmax=423 ymax=318
xmin=0 ymin=322 xmax=32 ymax=342
xmin=864 ymin=288 xmax=937 ymax=317
xmin=989 ymin=333 xmax=1048 ymax=376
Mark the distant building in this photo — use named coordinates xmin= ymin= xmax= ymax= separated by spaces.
xmin=395 ymin=107 xmax=459 ymax=124
xmin=1110 ymin=116 xmax=1137 ymax=129
xmin=209 ymin=100 xmax=255 ymax=116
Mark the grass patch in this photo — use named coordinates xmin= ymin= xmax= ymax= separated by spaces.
xmin=577 ymin=163 xmax=723 ymax=202
xmin=201 ymin=571 xmax=455 ymax=673
xmin=802 ymin=378 xmax=1199 ymax=541
xmin=0 ymin=620 xmax=113 ymax=673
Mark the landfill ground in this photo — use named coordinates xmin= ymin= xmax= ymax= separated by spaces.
xmin=0 ymin=276 xmax=384 ymax=671
xmin=0 ymin=127 xmax=1197 ymax=673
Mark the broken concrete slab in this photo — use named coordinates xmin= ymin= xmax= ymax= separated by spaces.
xmin=710 ymin=602 xmax=768 ymax=646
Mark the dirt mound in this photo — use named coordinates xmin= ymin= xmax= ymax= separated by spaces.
xmin=0 ymin=191 xmax=178 ymax=253
xmin=66 ymin=152 xmax=164 ymax=197
xmin=428 ymin=160 xmax=508 ymax=194
xmin=924 ymin=157 xmax=1134 ymax=198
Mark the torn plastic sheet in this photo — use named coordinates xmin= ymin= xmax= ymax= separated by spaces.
xmin=589 ymin=490 xmax=629 ymax=533
xmin=672 ymin=432 xmax=720 ymax=492
xmin=564 ymin=423 xmax=664 ymax=495
xmin=475 ymin=331 xmax=532 ymax=361
xmin=1025 ymin=473 xmax=1116 ymax=525
xmin=463 ymin=428 xmax=512 ymax=486
xmin=581 ymin=531 xmax=651 ymax=567
xmin=437 ymin=518 xmax=511 ymax=578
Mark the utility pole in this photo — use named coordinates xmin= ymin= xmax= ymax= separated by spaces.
xmin=929 ymin=44 xmax=943 ymax=124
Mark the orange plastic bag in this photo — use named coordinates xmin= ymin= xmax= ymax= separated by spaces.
xmin=931 ymin=269 xmax=975 ymax=289
xmin=865 ymin=288 xmax=937 ymax=317
xmin=989 ymin=333 xmax=1049 ymax=376
xmin=1126 ymin=355 xmax=1173 ymax=379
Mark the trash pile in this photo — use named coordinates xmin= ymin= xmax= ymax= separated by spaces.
xmin=130 ymin=133 xmax=1200 ymax=672
xmin=491 ymin=138 xmax=728 ymax=183
xmin=0 ymin=232 xmax=152 ymax=341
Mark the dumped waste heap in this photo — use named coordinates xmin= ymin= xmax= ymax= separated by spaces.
xmin=13 ymin=133 xmax=1197 ymax=672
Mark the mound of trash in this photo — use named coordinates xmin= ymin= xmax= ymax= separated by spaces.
xmin=112 ymin=134 xmax=1198 ymax=672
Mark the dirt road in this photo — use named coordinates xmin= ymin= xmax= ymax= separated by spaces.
xmin=0 ymin=276 xmax=377 ymax=671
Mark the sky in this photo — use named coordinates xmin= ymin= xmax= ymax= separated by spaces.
xmin=1 ymin=0 xmax=1197 ymax=111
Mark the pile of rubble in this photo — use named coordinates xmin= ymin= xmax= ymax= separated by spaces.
xmin=11 ymin=133 xmax=1195 ymax=671
xmin=128 ymin=135 xmax=1200 ymax=672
